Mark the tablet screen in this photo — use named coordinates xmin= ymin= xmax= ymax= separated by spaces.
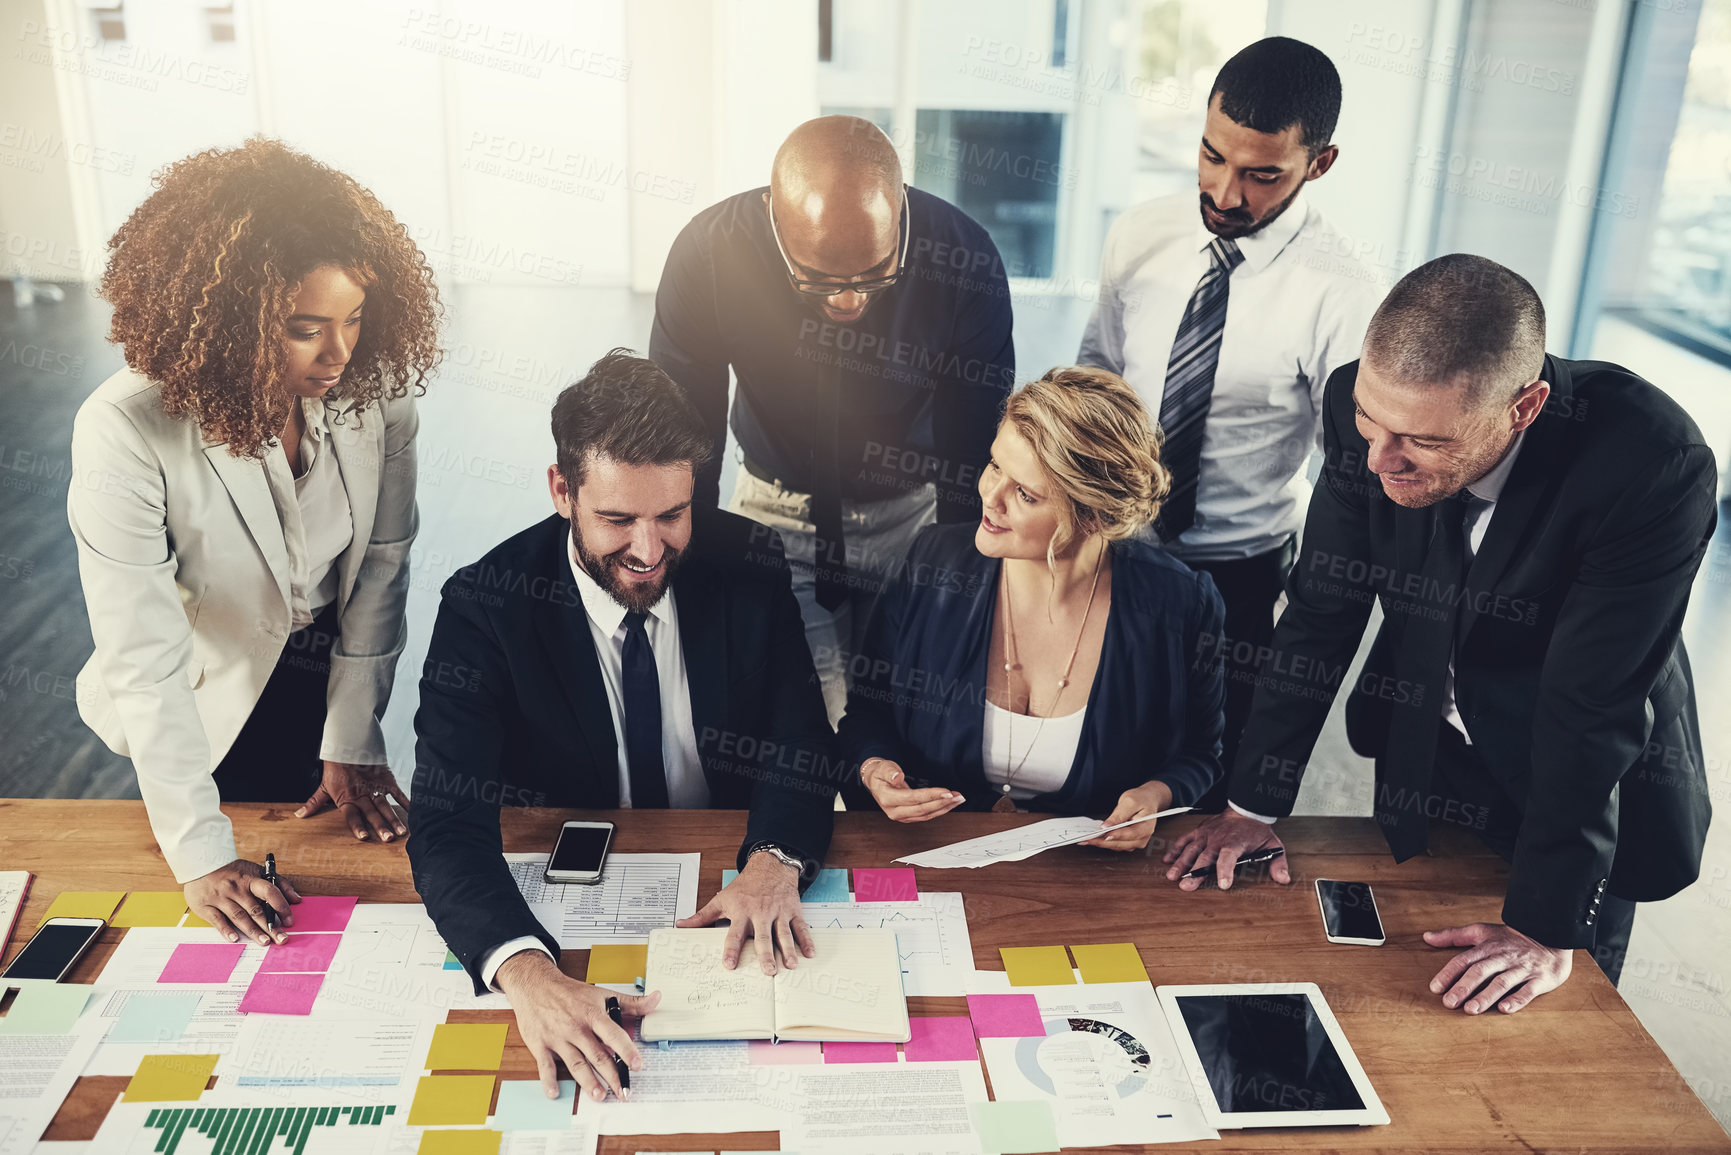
xmin=1172 ymin=993 xmax=1365 ymax=1114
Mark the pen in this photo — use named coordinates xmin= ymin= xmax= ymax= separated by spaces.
xmin=1182 ymin=846 xmax=1284 ymax=880
xmin=605 ymin=995 xmax=630 ymax=1093
xmin=262 ymin=853 xmax=278 ymax=930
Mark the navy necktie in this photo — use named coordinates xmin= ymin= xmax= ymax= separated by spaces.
xmin=1154 ymin=236 xmax=1246 ymax=542
xmin=621 ymin=610 xmax=669 ymax=809
xmin=1379 ymin=491 xmax=1475 ymax=861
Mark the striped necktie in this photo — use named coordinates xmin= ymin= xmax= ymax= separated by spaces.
xmin=1153 ymin=236 xmax=1245 ymax=542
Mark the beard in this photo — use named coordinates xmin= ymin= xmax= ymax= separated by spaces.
xmin=572 ymin=522 xmax=684 ymax=613
xmin=1199 ymin=183 xmax=1301 ymax=240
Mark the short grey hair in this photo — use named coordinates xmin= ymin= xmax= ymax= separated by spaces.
xmin=1363 ymin=254 xmax=1546 ymax=408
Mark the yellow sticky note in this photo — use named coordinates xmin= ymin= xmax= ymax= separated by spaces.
xmin=426 ymin=1023 xmax=509 ymax=1071
xmin=408 ymin=1074 xmax=496 ymax=1125
xmin=999 ymin=945 xmax=1075 ymax=987
xmin=122 ymin=1054 xmax=219 ymax=1102
xmin=181 ymin=912 xmax=213 ymax=929
xmin=418 ymin=1131 xmax=502 ymax=1155
xmin=38 ymin=891 xmax=125 ymax=926
xmin=111 ymin=892 xmax=188 ymax=928
xmin=585 ymin=943 xmax=647 ymax=985
xmin=1070 ymin=942 xmax=1149 ymax=985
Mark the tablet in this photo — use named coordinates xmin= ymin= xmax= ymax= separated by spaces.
xmin=1156 ymin=982 xmax=1390 ymax=1128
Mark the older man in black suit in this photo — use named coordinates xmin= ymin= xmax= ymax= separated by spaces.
xmin=409 ymin=351 xmax=839 ymax=1104
xmin=1167 ymin=254 xmax=1716 ymax=1016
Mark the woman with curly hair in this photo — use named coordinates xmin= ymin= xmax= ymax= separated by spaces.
xmin=68 ymin=137 xmax=441 ymax=946
xmin=837 ymin=366 xmax=1227 ymax=851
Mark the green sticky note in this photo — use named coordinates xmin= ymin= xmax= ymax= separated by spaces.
xmin=426 ymin=1023 xmax=509 ymax=1071
xmin=999 ymin=945 xmax=1075 ymax=987
xmin=122 ymin=1054 xmax=219 ymax=1103
xmin=1070 ymin=942 xmax=1149 ymax=984
xmin=585 ymin=944 xmax=647 ymax=984
xmin=0 ymin=982 xmax=92 ymax=1034
xmin=38 ymin=891 xmax=124 ymax=925
xmin=418 ymin=1131 xmax=501 ymax=1155
xmin=111 ymin=892 xmax=188 ymax=928
xmin=408 ymin=1074 xmax=496 ymax=1125
xmin=971 ymin=1100 xmax=1060 ymax=1154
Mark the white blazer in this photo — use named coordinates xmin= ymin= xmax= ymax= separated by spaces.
xmin=67 ymin=368 xmax=418 ymax=883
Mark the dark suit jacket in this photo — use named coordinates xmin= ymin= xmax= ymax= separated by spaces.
xmin=1232 ymin=354 xmax=1717 ymax=948
xmin=836 ymin=523 xmax=1227 ymax=814
xmin=408 ymin=509 xmax=840 ymax=991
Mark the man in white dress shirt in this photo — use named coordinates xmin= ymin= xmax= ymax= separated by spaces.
xmin=1079 ymin=36 xmax=1382 ymax=806
xmin=409 ymin=351 xmax=839 ymax=1103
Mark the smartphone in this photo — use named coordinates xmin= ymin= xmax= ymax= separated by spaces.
xmin=1315 ymin=879 xmax=1385 ymax=946
xmin=545 ymin=820 xmax=615 ymax=885
xmin=1 ymin=916 xmax=106 ymax=982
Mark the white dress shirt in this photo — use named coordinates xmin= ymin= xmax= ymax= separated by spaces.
xmin=1231 ymin=431 xmax=1529 ymax=823
xmin=260 ymin=397 xmax=352 ymax=629
xmin=478 ymin=531 xmax=708 ymax=990
xmin=1079 ymin=192 xmax=1382 ymax=561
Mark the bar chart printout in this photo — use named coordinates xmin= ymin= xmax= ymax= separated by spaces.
xmin=138 ymin=1104 xmax=397 ymax=1155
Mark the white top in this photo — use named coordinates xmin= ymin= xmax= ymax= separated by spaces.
xmin=260 ymin=397 xmax=352 ymax=630
xmin=981 ymin=699 xmax=1088 ymax=800
xmin=1231 ymin=431 xmax=1529 ymax=824
xmin=1079 ymin=192 xmax=1382 ymax=561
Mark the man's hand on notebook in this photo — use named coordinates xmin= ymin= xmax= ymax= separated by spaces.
xmin=676 ymin=851 xmax=815 ymax=976
xmin=494 ymin=950 xmax=661 ymax=1102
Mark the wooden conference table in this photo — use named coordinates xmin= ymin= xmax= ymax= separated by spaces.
xmin=4 ymin=798 xmax=1727 ymax=1154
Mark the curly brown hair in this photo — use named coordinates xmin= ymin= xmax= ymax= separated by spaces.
xmin=101 ymin=137 xmax=442 ymax=457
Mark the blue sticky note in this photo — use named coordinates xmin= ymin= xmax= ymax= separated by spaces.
xmin=490 ymin=1079 xmax=575 ymax=1130
xmin=108 ymin=991 xmax=201 ymax=1044
xmin=0 ymin=982 xmax=92 ymax=1034
xmin=721 ymin=867 xmax=849 ymax=903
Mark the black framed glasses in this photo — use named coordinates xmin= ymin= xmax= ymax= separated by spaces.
xmin=768 ymin=185 xmax=911 ymax=298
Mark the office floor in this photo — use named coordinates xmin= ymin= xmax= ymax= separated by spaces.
xmin=2 ymin=281 xmax=1728 ymax=1130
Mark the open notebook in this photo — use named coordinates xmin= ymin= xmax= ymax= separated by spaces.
xmin=640 ymin=926 xmax=911 ymax=1043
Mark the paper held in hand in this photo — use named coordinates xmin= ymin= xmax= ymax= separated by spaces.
xmin=639 ymin=926 xmax=911 ymax=1044
xmin=894 ymin=807 xmax=1192 ymax=869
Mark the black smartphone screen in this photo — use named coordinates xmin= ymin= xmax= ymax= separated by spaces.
xmin=2 ymin=921 xmax=102 ymax=981
xmin=549 ymin=825 xmax=612 ymax=874
xmin=1317 ymin=880 xmax=1384 ymax=941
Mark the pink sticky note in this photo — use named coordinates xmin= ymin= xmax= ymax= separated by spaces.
xmin=905 ymin=1016 xmax=977 ymax=1062
xmin=823 ymin=1041 xmax=899 ymax=1064
xmin=258 ymin=934 xmax=342 ymax=974
xmin=238 ymin=971 xmax=323 ymax=1015
xmin=967 ymin=993 xmax=1045 ymax=1038
xmin=852 ymin=868 xmax=917 ymax=902
xmin=748 ymin=1040 xmax=823 ymax=1066
xmin=158 ymin=943 xmax=246 ymax=984
xmin=284 ymin=896 xmax=358 ymax=933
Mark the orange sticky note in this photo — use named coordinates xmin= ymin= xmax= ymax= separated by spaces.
xmin=999 ymin=945 xmax=1075 ymax=987
xmin=585 ymin=943 xmax=647 ymax=985
xmin=425 ymin=1023 xmax=509 ymax=1071
xmin=122 ymin=1054 xmax=219 ymax=1102
xmin=1070 ymin=942 xmax=1149 ymax=984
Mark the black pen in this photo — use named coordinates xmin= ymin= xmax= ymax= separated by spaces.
xmin=262 ymin=853 xmax=278 ymax=929
xmin=1182 ymin=846 xmax=1284 ymax=880
xmin=605 ymin=996 xmax=630 ymax=1092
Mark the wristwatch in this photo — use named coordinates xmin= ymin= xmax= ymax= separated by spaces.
xmin=745 ymin=841 xmax=809 ymax=879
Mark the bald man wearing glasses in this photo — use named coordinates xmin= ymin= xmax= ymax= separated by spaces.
xmin=650 ymin=116 xmax=1016 ymax=723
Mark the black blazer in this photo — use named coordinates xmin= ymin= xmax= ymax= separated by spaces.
xmin=1232 ymin=355 xmax=1717 ymax=948
xmin=408 ymin=509 xmax=840 ymax=991
xmin=836 ymin=523 xmax=1226 ymax=814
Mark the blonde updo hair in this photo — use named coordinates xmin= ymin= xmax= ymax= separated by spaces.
xmin=1000 ymin=366 xmax=1172 ymax=566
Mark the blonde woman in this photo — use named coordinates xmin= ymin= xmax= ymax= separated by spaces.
xmin=837 ymin=366 xmax=1226 ymax=850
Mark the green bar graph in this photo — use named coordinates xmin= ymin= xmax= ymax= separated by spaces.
xmin=139 ymin=1104 xmax=397 ymax=1155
